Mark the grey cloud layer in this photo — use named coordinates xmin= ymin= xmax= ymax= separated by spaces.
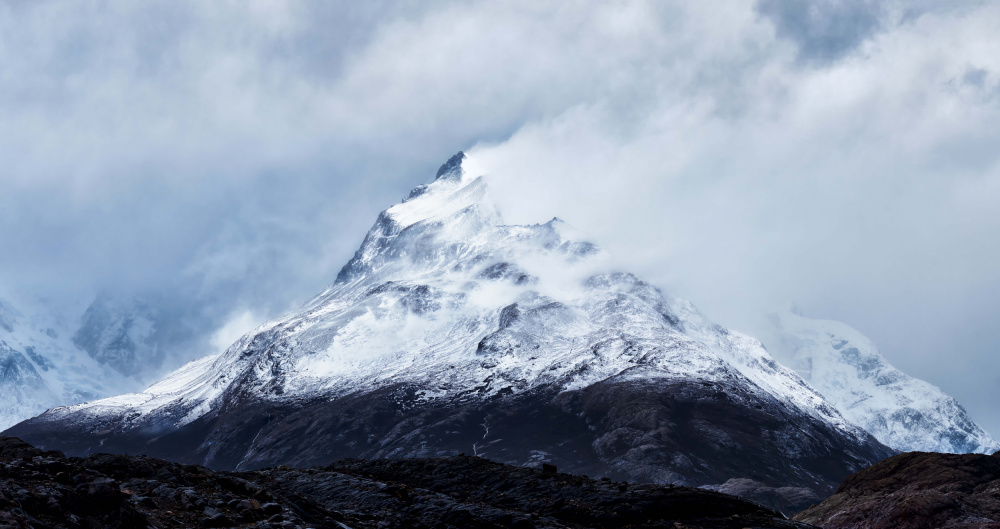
xmin=2 ymin=1 xmax=999 ymax=434
xmin=756 ymin=0 xmax=885 ymax=63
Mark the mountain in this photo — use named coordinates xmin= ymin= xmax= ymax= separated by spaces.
xmin=764 ymin=310 xmax=999 ymax=454
xmin=795 ymin=450 xmax=1000 ymax=528
xmin=6 ymin=152 xmax=894 ymax=507
xmin=0 ymin=294 xmax=143 ymax=430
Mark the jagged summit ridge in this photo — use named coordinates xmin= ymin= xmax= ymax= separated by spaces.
xmin=435 ymin=150 xmax=466 ymax=180
xmin=335 ymin=152 xmax=501 ymax=284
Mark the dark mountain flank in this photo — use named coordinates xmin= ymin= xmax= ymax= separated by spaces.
xmin=6 ymin=378 xmax=890 ymax=513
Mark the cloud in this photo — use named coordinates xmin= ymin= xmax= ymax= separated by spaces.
xmin=471 ymin=3 xmax=1000 ymax=434
xmin=756 ymin=0 xmax=885 ymax=63
xmin=1 ymin=1 xmax=999 ymax=434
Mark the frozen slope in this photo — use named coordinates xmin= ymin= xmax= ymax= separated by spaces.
xmin=8 ymin=153 xmax=893 ymax=505
xmin=765 ymin=310 xmax=999 ymax=454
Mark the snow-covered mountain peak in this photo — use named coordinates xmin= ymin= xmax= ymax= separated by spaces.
xmin=31 ymin=153 xmax=873 ymax=445
xmin=334 ymin=152 xmax=555 ymax=285
xmin=386 ymin=171 xmax=498 ymax=229
xmin=8 ymin=152 xmax=899 ymax=503
xmin=765 ymin=310 xmax=1000 ymax=454
xmin=434 ymin=150 xmax=467 ymax=180
xmin=402 ymin=152 xmax=494 ymax=220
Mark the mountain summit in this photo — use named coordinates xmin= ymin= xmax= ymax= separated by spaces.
xmin=6 ymin=153 xmax=893 ymax=507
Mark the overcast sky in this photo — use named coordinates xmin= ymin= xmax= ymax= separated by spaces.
xmin=2 ymin=1 xmax=999 ymax=435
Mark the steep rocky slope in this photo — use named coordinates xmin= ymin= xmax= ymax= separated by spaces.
xmin=795 ymin=450 xmax=1000 ymax=528
xmin=0 ymin=436 xmax=813 ymax=528
xmin=765 ymin=311 xmax=999 ymax=454
xmin=6 ymin=152 xmax=893 ymax=506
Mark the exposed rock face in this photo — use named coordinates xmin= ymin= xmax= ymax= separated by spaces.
xmin=0 ymin=436 xmax=813 ymax=529
xmin=795 ymin=450 xmax=1000 ymax=528
xmin=6 ymin=378 xmax=887 ymax=507
xmin=710 ymin=479 xmax=821 ymax=515
xmin=6 ymin=152 xmax=893 ymax=509
xmin=765 ymin=311 xmax=999 ymax=454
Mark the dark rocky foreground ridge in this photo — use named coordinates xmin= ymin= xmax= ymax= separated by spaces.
xmin=0 ymin=437 xmax=813 ymax=529
xmin=6 ymin=378 xmax=893 ymax=514
xmin=795 ymin=450 xmax=1000 ymax=528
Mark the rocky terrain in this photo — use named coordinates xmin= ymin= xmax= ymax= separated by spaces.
xmin=795 ymin=450 xmax=1000 ymax=528
xmin=0 ymin=436 xmax=813 ymax=529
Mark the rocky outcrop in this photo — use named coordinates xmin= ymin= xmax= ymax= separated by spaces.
xmin=0 ymin=436 xmax=813 ymax=529
xmin=795 ymin=450 xmax=1000 ymax=528
xmin=711 ymin=479 xmax=821 ymax=515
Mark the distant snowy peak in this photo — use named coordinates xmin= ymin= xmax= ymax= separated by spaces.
xmin=766 ymin=311 xmax=1000 ymax=454
xmin=0 ymin=294 xmax=145 ymax=430
xmin=73 ymin=294 xmax=162 ymax=377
